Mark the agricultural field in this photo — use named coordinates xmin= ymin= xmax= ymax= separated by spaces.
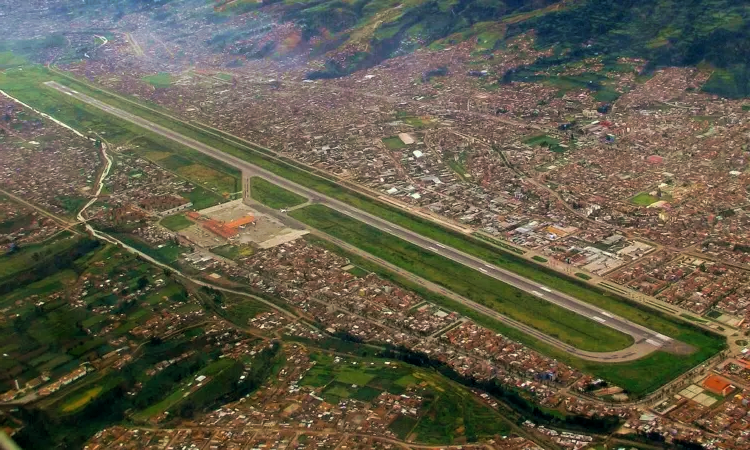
xmin=0 ymin=242 xmax=175 ymax=395
xmin=59 ymin=386 xmax=103 ymax=413
xmin=250 ymin=177 xmax=307 ymax=209
xmin=301 ymin=352 xmax=513 ymax=444
xmin=290 ymin=204 xmax=633 ymax=353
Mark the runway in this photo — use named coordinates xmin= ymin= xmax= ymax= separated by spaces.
xmin=45 ymin=81 xmax=681 ymax=361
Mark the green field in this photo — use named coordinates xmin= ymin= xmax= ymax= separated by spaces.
xmin=133 ymin=358 xmax=236 ymax=421
xmin=382 ymin=136 xmax=407 ymax=150
xmin=224 ymin=299 xmax=269 ymax=326
xmin=110 ymin=233 xmax=186 ymax=265
xmin=301 ymin=352 xmax=513 ymax=444
xmin=142 ymin=73 xmax=173 ymax=88
xmin=160 ymin=214 xmax=193 ymax=231
xmin=60 ymin=386 xmax=103 ymax=413
xmin=347 ymin=266 xmax=370 ymax=277
xmin=0 ymin=51 xmax=28 ymax=68
xmin=0 ymin=234 xmax=83 ymax=287
xmin=523 ymin=134 xmax=560 ymax=147
xmin=630 ymin=192 xmax=660 ymax=206
xmin=250 ymin=177 xmax=307 ymax=209
xmin=291 ymin=204 xmax=633 ymax=352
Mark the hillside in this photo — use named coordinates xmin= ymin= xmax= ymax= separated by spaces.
xmin=508 ymin=0 xmax=750 ymax=97
xmin=2 ymin=0 xmax=749 ymax=96
xmin=213 ymin=0 xmax=750 ymax=95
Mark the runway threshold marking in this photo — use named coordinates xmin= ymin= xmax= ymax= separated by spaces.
xmin=592 ymin=316 xmax=606 ymax=323
xmin=656 ymin=333 xmax=672 ymax=341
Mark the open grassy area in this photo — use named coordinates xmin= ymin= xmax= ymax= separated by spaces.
xmin=630 ymin=192 xmax=660 ymax=206
xmin=110 ymin=233 xmax=186 ymax=265
xmin=60 ymin=386 xmax=103 ymax=413
xmin=0 ymin=234 xmax=81 ymax=284
xmin=382 ymin=136 xmax=407 ymax=150
xmin=160 ymin=214 xmax=193 ymax=231
xmin=291 ymin=204 xmax=633 ymax=353
xmin=250 ymin=177 xmax=307 ymax=209
xmin=133 ymin=357 xmax=236 ymax=421
xmin=142 ymin=73 xmax=173 ymax=88
xmin=523 ymin=134 xmax=560 ymax=146
xmin=301 ymin=352 xmax=513 ymax=444
xmin=0 ymin=51 xmax=28 ymax=69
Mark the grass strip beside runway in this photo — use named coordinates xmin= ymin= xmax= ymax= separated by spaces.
xmin=290 ymin=204 xmax=634 ymax=353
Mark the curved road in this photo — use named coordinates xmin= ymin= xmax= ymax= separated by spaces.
xmin=46 ymin=81 xmax=679 ymax=361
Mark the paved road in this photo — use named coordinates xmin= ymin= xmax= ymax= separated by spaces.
xmin=46 ymin=81 xmax=678 ymax=360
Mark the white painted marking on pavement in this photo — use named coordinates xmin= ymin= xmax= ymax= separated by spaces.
xmin=592 ymin=316 xmax=606 ymax=323
xmin=540 ymin=287 xmax=552 ymax=293
xmin=646 ymin=338 xmax=662 ymax=347
xmin=600 ymin=311 xmax=613 ymax=318
xmin=656 ymin=333 xmax=672 ymax=341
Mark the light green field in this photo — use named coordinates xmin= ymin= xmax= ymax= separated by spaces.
xmin=160 ymin=214 xmax=193 ymax=231
xmin=142 ymin=73 xmax=173 ymax=88
xmin=250 ymin=177 xmax=307 ymax=209
xmin=630 ymin=192 xmax=659 ymax=206
xmin=60 ymin=386 xmax=103 ymax=413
